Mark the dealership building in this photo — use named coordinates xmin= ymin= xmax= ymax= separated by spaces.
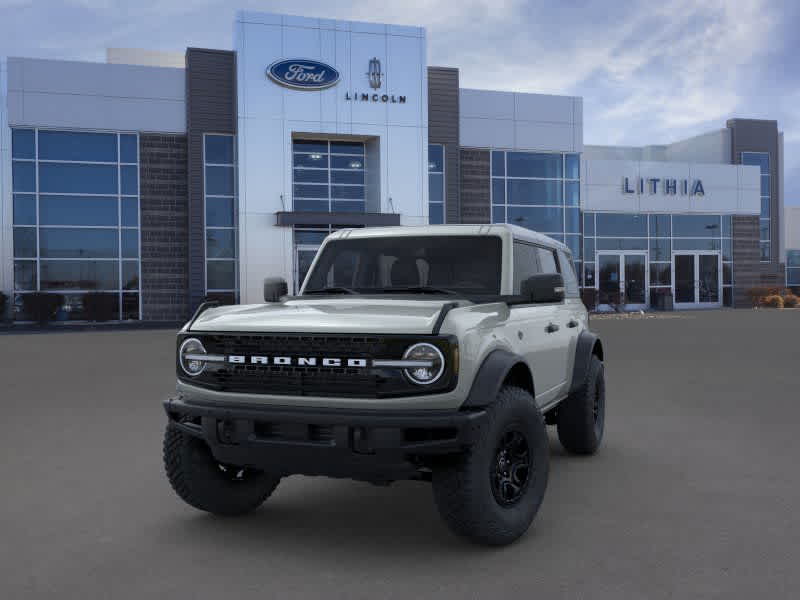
xmin=0 ymin=10 xmax=794 ymax=321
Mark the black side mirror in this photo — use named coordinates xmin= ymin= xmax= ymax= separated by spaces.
xmin=263 ymin=277 xmax=288 ymax=302
xmin=521 ymin=273 xmax=565 ymax=304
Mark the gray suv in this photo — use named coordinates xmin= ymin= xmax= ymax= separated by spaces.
xmin=163 ymin=224 xmax=605 ymax=545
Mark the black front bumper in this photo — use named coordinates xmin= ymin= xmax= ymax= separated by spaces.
xmin=163 ymin=396 xmax=487 ymax=482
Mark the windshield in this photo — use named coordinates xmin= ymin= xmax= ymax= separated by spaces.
xmin=302 ymin=235 xmax=502 ymax=297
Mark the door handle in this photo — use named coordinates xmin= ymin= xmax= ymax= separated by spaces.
xmin=545 ymin=322 xmax=560 ymax=333
xmin=567 ymin=320 xmax=579 ymax=328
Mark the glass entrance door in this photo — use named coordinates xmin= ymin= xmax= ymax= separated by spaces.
xmin=596 ymin=252 xmax=648 ymax=311
xmin=672 ymin=252 xmax=721 ymax=308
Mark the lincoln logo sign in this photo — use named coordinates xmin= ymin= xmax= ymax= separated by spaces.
xmin=623 ymin=177 xmax=705 ymax=196
xmin=266 ymin=59 xmax=340 ymax=90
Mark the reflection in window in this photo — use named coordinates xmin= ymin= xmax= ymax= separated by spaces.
xmin=10 ymin=128 xmax=140 ymax=320
xmin=429 ymin=144 xmax=444 ymax=224
xmin=742 ymin=152 xmax=770 ymax=261
xmin=292 ymin=139 xmax=365 ymax=213
xmin=204 ymin=134 xmax=238 ymax=298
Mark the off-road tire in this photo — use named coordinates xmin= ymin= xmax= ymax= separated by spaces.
xmin=163 ymin=425 xmax=280 ymax=516
xmin=432 ymin=386 xmax=549 ymax=546
xmin=557 ymin=355 xmax=605 ymax=455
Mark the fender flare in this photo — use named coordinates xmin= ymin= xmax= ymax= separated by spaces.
xmin=569 ymin=330 xmax=604 ymax=395
xmin=461 ymin=349 xmax=533 ymax=408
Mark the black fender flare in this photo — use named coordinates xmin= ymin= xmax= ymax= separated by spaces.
xmin=569 ymin=330 xmax=604 ymax=395
xmin=461 ymin=349 xmax=533 ymax=408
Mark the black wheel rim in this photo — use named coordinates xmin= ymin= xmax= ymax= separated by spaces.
xmin=490 ymin=428 xmax=531 ymax=507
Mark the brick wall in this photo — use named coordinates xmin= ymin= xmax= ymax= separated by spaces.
xmin=459 ymin=149 xmax=490 ymax=224
xmin=732 ymin=215 xmax=787 ymax=307
xmin=139 ymin=133 xmax=189 ymax=322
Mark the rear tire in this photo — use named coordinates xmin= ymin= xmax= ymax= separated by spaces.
xmin=432 ymin=386 xmax=549 ymax=546
xmin=557 ymin=355 xmax=605 ymax=455
xmin=163 ymin=425 xmax=280 ymax=516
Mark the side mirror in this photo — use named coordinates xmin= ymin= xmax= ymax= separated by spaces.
xmin=263 ymin=277 xmax=288 ymax=302
xmin=521 ymin=273 xmax=565 ymax=304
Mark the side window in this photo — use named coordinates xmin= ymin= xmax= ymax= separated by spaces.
xmin=557 ymin=249 xmax=580 ymax=298
xmin=513 ymin=241 xmax=540 ymax=293
xmin=536 ymin=247 xmax=560 ymax=274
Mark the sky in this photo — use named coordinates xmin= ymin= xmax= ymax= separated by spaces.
xmin=1 ymin=0 xmax=798 ymax=205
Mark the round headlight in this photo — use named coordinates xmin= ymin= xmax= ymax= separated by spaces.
xmin=403 ymin=343 xmax=445 ymax=385
xmin=179 ymin=337 xmax=207 ymax=376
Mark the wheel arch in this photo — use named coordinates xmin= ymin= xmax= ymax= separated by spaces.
xmin=569 ymin=330 xmax=603 ymax=395
xmin=462 ymin=349 xmax=535 ymax=408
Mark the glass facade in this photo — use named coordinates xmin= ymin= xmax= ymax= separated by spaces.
xmin=582 ymin=213 xmax=733 ymax=306
xmin=428 ymin=144 xmax=444 ymax=224
xmin=292 ymin=140 xmax=365 ymax=213
xmin=204 ymin=134 xmax=238 ymax=302
xmin=491 ymin=150 xmax=581 ymax=272
xmin=11 ymin=128 xmax=141 ymax=320
xmin=742 ymin=152 xmax=771 ymax=261
xmin=787 ymin=250 xmax=800 ymax=288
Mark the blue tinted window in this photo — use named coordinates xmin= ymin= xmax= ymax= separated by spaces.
xmin=760 ymin=242 xmax=770 ymax=261
xmin=206 ymin=197 xmax=234 ymax=227
xmin=761 ymin=197 xmax=770 ymax=218
xmin=565 ymin=154 xmax=580 ymax=179
xmin=649 ymin=238 xmax=671 ymax=261
xmin=207 ymin=260 xmax=236 ymax=290
xmin=40 ymin=228 xmax=118 ymax=258
xmin=789 ymin=269 xmax=800 ymax=285
xmin=205 ymin=166 xmax=235 ymax=195
xmin=206 ymin=229 xmax=236 ymax=258
xmin=294 ymin=184 xmax=329 ymax=199
xmin=492 ymin=206 xmax=505 ymax=224
xmin=429 ymin=203 xmax=444 ymax=224
xmin=294 ymin=153 xmax=329 ymax=168
xmin=121 ymin=198 xmax=139 ymax=227
xmin=787 ymin=251 xmax=800 ymax=268
xmin=722 ymin=238 xmax=732 ymax=261
xmin=13 ymin=194 xmax=36 ymax=225
xmin=649 ymin=214 xmax=671 ymax=237
xmin=331 ymin=185 xmax=364 ymax=200
xmin=293 ymin=140 xmax=328 ymax=154
xmin=673 ymin=238 xmax=721 ymax=251
xmin=759 ymin=220 xmax=770 ymax=240
xmin=294 ymin=199 xmax=329 ymax=212
xmin=38 ymin=131 xmax=117 ymax=162
xmin=40 ymin=260 xmax=119 ymax=290
xmin=584 ymin=238 xmax=595 ymax=261
xmin=741 ymin=152 xmax=769 ymax=174
xmin=507 ymin=180 xmax=562 ymax=205
xmin=332 ymin=170 xmax=364 ymax=185
xmin=122 ymin=261 xmax=139 ymax=290
xmin=39 ymin=163 xmax=118 ymax=194
xmin=565 ymin=207 xmax=580 ymax=233
xmin=294 ymin=231 xmax=328 ymax=245
xmin=596 ymin=238 xmax=647 ymax=251
xmin=14 ymin=261 xmax=37 ymax=291
xmin=492 ymin=179 xmax=505 ymax=205
xmin=205 ymin=135 xmax=234 ymax=164
xmin=120 ymin=135 xmax=138 ymax=163
xmin=331 ymin=201 xmax=366 ymax=213
xmin=760 ymin=175 xmax=770 ymax=196
xmin=721 ymin=215 xmax=732 ymax=237
xmin=428 ymin=145 xmax=444 ymax=172
xmin=506 ymin=206 xmax=563 ymax=233
xmin=507 ymin=152 xmax=562 ymax=178
xmin=330 ymin=141 xmax=364 ymax=155
xmin=429 ymin=174 xmax=444 ymax=204
xmin=122 ymin=293 xmax=139 ymax=320
xmin=565 ymin=234 xmax=581 ymax=260
xmin=596 ymin=213 xmax=647 ymax=237
xmin=294 ymin=169 xmax=328 ymax=183
xmin=491 ymin=151 xmax=505 ymax=177
xmin=14 ymin=227 xmax=37 ymax=257
xmin=331 ymin=155 xmax=363 ymax=169
xmin=565 ymin=181 xmax=579 ymax=206
xmin=122 ymin=229 xmax=139 ymax=258
xmin=673 ymin=215 xmax=721 ymax=237
xmin=12 ymin=161 xmax=36 ymax=192
xmin=40 ymin=195 xmax=118 ymax=226
xmin=12 ymin=129 xmax=35 ymax=159
xmin=121 ymin=165 xmax=138 ymax=195
xmin=583 ymin=213 xmax=595 ymax=236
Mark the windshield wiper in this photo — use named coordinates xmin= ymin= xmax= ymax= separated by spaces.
xmin=375 ymin=286 xmax=460 ymax=295
xmin=304 ymin=286 xmax=359 ymax=295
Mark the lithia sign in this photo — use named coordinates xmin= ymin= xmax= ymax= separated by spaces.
xmin=267 ymin=57 xmax=406 ymax=103
xmin=623 ymin=177 xmax=705 ymax=196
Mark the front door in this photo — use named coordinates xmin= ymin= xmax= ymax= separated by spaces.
xmin=672 ymin=252 xmax=721 ymax=309
xmin=596 ymin=252 xmax=648 ymax=311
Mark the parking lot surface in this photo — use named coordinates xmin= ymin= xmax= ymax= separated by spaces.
xmin=2 ymin=309 xmax=799 ymax=599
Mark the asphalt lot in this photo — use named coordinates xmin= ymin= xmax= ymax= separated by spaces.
xmin=2 ymin=309 xmax=799 ymax=599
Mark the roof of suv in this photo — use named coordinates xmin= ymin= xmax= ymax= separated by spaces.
xmin=327 ymin=224 xmax=571 ymax=254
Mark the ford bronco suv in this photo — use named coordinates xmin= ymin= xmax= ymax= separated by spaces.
xmin=163 ymin=224 xmax=605 ymax=545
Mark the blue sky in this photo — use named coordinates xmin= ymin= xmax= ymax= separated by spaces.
xmin=2 ymin=0 xmax=798 ymax=205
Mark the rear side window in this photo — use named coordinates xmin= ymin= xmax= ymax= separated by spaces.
xmin=536 ymin=247 xmax=560 ymax=275
xmin=513 ymin=241 xmax=541 ymax=293
xmin=557 ymin=249 xmax=580 ymax=298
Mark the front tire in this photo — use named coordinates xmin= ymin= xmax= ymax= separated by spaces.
xmin=163 ymin=425 xmax=281 ymax=516
xmin=557 ymin=355 xmax=605 ymax=455
xmin=432 ymin=386 xmax=549 ymax=546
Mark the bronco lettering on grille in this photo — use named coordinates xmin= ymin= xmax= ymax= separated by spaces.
xmin=226 ymin=355 xmax=368 ymax=368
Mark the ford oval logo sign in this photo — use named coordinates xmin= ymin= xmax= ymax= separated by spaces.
xmin=267 ymin=59 xmax=340 ymax=90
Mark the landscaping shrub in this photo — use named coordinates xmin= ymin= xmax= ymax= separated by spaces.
xmin=22 ymin=293 xmax=64 ymax=324
xmin=762 ymin=295 xmax=784 ymax=309
xmin=83 ymin=292 xmax=118 ymax=322
xmin=782 ymin=294 xmax=799 ymax=308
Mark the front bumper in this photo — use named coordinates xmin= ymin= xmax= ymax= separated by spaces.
xmin=163 ymin=395 xmax=487 ymax=482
